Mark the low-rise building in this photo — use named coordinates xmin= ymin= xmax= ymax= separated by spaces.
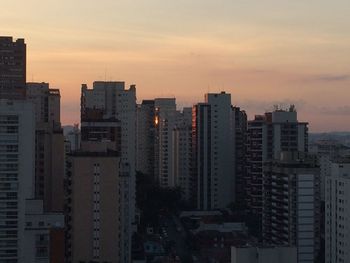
xmin=231 ymin=246 xmax=297 ymax=263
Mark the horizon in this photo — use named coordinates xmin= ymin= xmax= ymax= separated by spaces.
xmin=2 ymin=0 xmax=350 ymax=132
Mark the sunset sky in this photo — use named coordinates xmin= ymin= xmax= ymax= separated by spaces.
xmin=2 ymin=0 xmax=350 ymax=131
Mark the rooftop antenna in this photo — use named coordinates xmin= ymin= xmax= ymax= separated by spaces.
xmin=104 ymin=68 xmax=107 ymax=82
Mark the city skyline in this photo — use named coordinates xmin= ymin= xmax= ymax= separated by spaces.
xmin=1 ymin=28 xmax=348 ymax=262
xmin=2 ymin=0 xmax=350 ymax=131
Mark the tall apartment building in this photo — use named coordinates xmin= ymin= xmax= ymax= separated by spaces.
xmin=26 ymin=82 xmax=65 ymax=212
xmin=0 ymin=99 xmax=65 ymax=263
xmin=0 ymin=100 xmax=35 ymax=262
xmin=246 ymin=107 xmax=308 ymax=216
xmin=325 ymin=160 xmax=350 ymax=263
xmin=309 ymin=140 xmax=347 ymax=201
xmin=154 ymin=98 xmax=179 ymax=187
xmin=136 ymin=100 xmax=155 ymax=176
xmin=81 ymin=82 xmax=136 ymax=179
xmin=232 ymin=107 xmax=247 ymax=208
xmin=0 ymin=37 xmax=26 ymax=99
xmin=66 ymin=145 xmax=128 ymax=263
xmin=173 ymin=107 xmax=192 ymax=202
xmin=79 ymin=81 xmax=136 ymax=260
xmin=262 ymin=152 xmax=321 ymax=263
xmin=192 ymin=92 xmax=235 ymax=210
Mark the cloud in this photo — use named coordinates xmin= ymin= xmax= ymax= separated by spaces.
xmin=319 ymin=106 xmax=350 ymax=115
xmin=302 ymin=74 xmax=350 ymax=83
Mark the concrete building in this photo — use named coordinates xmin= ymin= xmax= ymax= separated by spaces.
xmin=246 ymin=106 xmax=308 ymax=217
xmin=231 ymin=246 xmax=297 ymax=263
xmin=231 ymin=107 xmax=247 ymax=208
xmin=23 ymin=199 xmax=65 ymax=263
xmin=0 ymin=99 xmax=65 ymax=263
xmin=325 ymin=160 xmax=350 ymax=263
xmin=0 ymin=36 xmax=26 ymax=99
xmin=154 ymin=98 xmax=179 ymax=187
xmin=173 ymin=107 xmax=192 ymax=201
xmin=66 ymin=146 xmax=128 ymax=263
xmin=136 ymin=100 xmax=155 ymax=176
xmin=79 ymin=81 xmax=136 ymax=260
xmin=26 ymin=82 xmax=65 ymax=212
xmin=64 ymin=124 xmax=81 ymax=152
xmin=0 ymin=100 xmax=35 ymax=262
xmin=192 ymin=92 xmax=235 ymax=210
xmin=309 ymin=140 xmax=348 ymax=201
xmin=262 ymin=152 xmax=321 ymax=263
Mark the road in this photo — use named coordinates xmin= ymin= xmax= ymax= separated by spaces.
xmin=161 ymin=215 xmax=192 ymax=262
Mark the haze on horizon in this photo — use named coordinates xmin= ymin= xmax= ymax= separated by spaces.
xmin=2 ymin=0 xmax=350 ymax=132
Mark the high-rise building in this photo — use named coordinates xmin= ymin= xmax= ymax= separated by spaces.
xmin=26 ymin=82 xmax=65 ymax=212
xmin=154 ymin=98 xmax=179 ymax=187
xmin=309 ymin=140 xmax=347 ymax=201
xmin=0 ymin=99 xmax=35 ymax=262
xmin=0 ymin=37 xmax=26 ymax=99
xmin=173 ymin=107 xmax=192 ymax=202
xmin=262 ymin=152 xmax=321 ymax=263
xmin=79 ymin=81 xmax=136 ymax=260
xmin=66 ymin=145 xmax=128 ymax=263
xmin=246 ymin=107 xmax=308 ymax=216
xmin=192 ymin=92 xmax=235 ymax=210
xmin=231 ymin=107 xmax=247 ymax=208
xmin=325 ymin=160 xmax=350 ymax=263
xmin=136 ymin=100 xmax=155 ymax=176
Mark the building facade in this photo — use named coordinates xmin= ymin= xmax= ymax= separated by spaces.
xmin=231 ymin=246 xmax=297 ymax=263
xmin=154 ymin=98 xmax=179 ymax=187
xmin=192 ymin=92 xmax=235 ymax=210
xmin=26 ymin=82 xmax=65 ymax=212
xmin=246 ymin=107 xmax=308 ymax=217
xmin=325 ymin=160 xmax=350 ymax=263
xmin=173 ymin=107 xmax=192 ymax=202
xmin=66 ymin=148 xmax=127 ymax=263
xmin=262 ymin=152 xmax=321 ymax=263
xmin=0 ymin=37 xmax=26 ymax=99
xmin=231 ymin=107 xmax=247 ymax=208
xmin=23 ymin=199 xmax=65 ymax=263
xmin=0 ymin=100 xmax=35 ymax=262
xmin=136 ymin=100 xmax=155 ymax=176
xmin=79 ymin=81 xmax=136 ymax=260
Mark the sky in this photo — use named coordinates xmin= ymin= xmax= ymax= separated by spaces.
xmin=2 ymin=0 xmax=350 ymax=131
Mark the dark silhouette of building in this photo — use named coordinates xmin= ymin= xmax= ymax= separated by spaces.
xmin=0 ymin=36 xmax=26 ymax=99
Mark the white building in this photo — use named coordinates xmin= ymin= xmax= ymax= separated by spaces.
xmin=0 ymin=99 xmax=35 ymax=262
xmin=231 ymin=246 xmax=297 ymax=263
xmin=192 ymin=92 xmax=235 ymax=210
xmin=325 ymin=160 xmax=350 ymax=263
xmin=309 ymin=140 xmax=347 ymax=201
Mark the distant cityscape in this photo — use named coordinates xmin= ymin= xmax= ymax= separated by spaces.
xmin=1 ymin=36 xmax=349 ymax=263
